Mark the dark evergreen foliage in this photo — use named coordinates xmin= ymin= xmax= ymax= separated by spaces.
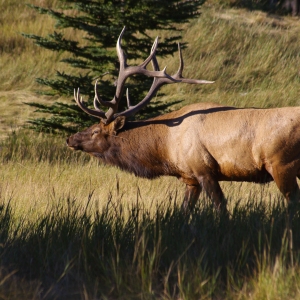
xmin=23 ymin=0 xmax=204 ymax=133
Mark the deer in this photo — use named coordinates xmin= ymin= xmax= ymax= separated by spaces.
xmin=67 ymin=27 xmax=300 ymax=215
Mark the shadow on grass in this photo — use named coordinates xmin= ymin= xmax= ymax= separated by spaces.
xmin=0 ymin=196 xmax=298 ymax=299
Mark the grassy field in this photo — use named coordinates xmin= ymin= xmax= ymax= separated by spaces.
xmin=2 ymin=0 xmax=300 ymax=299
xmin=1 ymin=135 xmax=300 ymax=299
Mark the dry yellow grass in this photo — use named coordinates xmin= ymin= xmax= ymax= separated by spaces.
xmin=1 ymin=155 xmax=284 ymax=221
xmin=1 ymin=157 xmax=181 ymax=218
xmin=0 ymin=0 xmax=85 ymax=139
xmin=0 ymin=91 xmax=52 ymax=140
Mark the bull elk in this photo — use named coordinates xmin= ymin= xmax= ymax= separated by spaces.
xmin=67 ymin=27 xmax=300 ymax=214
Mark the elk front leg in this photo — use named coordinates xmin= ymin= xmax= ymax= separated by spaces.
xmin=268 ymin=165 xmax=300 ymax=203
xmin=198 ymin=175 xmax=227 ymax=213
xmin=181 ymin=184 xmax=202 ymax=213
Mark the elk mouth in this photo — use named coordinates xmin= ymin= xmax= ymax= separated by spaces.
xmin=67 ymin=144 xmax=84 ymax=151
xmin=67 ymin=145 xmax=76 ymax=150
xmin=66 ymin=138 xmax=82 ymax=151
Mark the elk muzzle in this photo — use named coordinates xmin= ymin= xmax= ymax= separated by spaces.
xmin=66 ymin=135 xmax=82 ymax=151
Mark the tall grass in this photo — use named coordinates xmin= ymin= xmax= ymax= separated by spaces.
xmin=0 ymin=185 xmax=299 ymax=299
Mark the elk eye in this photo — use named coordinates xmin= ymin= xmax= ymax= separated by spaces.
xmin=92 ymin=130 xmax=99 ymax=136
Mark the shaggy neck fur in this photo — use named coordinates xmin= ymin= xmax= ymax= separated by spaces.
xmin=96 ymin=122 xmax=177 ymax=179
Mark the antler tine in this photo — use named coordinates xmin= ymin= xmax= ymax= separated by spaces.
xmin=116 ymin=26 xmax=127 ymax=69
xmin=139 ymin=36 xmax=159 ymax=69
xmin=117 ymin=26 xmax=159 ymax=71
xmin=126 ymin=88 xmax=132 ymax=109
xmin=93 ymin=95 xmax=103 ymax=111
xmin=176 ymin=43 xmax=184 ymax=78
xmin=94 ymin=79 xmax=116 ymax=108
xmin=150 ymin=38 xmax=160 ymax=72
xmin=173 ymin=43 xmax=214 ymax=84
xmin=119 ymin=77 xmax=164 ymax=120
xmin=74 ymin=88 xmax=106 ymax=119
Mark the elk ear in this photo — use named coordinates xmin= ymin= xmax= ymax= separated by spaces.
xmin=112 ymin=116 xmax=126 ymax=135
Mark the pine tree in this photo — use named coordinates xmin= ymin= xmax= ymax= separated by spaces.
xmin=23 ymin=0 xmax=204 ymax=133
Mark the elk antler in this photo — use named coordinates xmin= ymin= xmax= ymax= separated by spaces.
xmin=74 ymin=27 xmax=214 ymax=124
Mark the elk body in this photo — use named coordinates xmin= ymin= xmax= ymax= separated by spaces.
xmin=67 ymin=28 xmax=300 ymax=213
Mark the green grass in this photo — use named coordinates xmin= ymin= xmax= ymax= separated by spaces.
xmin=2 ymin=0 xmax=300 ymax=298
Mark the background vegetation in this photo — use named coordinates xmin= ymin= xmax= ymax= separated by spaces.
xmin=1 ymin=0 xmax=300 ymax=298
xmin=22 ymin=0 xmax=204 ymax=133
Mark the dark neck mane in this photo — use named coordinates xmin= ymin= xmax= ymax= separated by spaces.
xmin=99 ymin=121 xmax=175 ymax=179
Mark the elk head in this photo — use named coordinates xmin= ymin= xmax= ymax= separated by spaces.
xmin=66 ymin=116 xmax=126 ymax=157
xmin=67 ymin=27 xmax=214 ymax=158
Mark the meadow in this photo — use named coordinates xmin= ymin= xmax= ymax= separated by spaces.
xmin=1 ymin=0 xmax=300 ymax=298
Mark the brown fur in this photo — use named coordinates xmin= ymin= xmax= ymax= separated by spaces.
xmin=67 ymin=102 xmax=300 ymax=212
